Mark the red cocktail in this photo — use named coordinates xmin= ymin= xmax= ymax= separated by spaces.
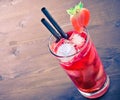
xmin=49 ymin=28 xmax=109 ymax=98
xmin=41 ymin=2 xmax=109 ymax=98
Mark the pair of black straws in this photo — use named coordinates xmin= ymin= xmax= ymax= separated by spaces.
xmin=41 ymin=7 xmax=68 ymax=41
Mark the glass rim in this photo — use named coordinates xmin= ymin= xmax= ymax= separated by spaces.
xmin=48 ymin=27 xmax=90 ymax=58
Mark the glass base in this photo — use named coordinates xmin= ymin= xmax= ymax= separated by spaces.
xmin=78 ymin=75 xmax=110 ymax=99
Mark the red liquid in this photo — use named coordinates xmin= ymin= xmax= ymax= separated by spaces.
xmin=58 ymin=31 xmax=106 ymax=93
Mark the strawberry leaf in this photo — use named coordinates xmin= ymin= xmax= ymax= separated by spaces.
xmin=75 ymin=2 xmax=83 ymax=12
xmin=67 ymin=7 xmax=76 ymax=15
xmin=67 ymin=2 xmax=83 ymax=15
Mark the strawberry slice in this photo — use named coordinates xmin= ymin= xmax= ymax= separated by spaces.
xmin=67 ymin=2 xmax=90 ymax=32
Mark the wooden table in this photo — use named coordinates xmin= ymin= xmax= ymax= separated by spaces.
xmin=0 ymin=0 xmax=120 ymax=100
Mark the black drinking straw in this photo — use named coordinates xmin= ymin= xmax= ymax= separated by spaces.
xmin=41 ymin=7 xmax=68 ymax=39
xmin=41 ymin=18 xmax=61 ymax=41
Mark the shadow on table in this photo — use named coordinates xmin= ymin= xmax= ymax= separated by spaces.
xmin=55 ymin=77 xmax=120 ymax=100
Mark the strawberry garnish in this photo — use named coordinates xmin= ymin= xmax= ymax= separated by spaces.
xmin=67 ymin=2 xmax=90 ymax=32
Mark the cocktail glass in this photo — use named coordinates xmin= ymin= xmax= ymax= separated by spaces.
xmin=48 ymin=26 xmax=110 ymax=99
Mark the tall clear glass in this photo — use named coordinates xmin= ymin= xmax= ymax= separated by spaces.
xmin=48 ymin=26 xmax=110 ymax=99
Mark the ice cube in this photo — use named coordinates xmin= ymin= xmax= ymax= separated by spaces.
xmin=56 ymin=43 xmax=76 ymax=63
xmin=66 ymin=70 xmax=82 ymax=77
xmin=57 ymin=43 xmax=76 ymax=56
xmin=70 ymin=34 xmax=85 ymax=46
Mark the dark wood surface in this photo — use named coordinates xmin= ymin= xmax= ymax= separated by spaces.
xmin=0 ymin=0 xmax=120 ymax=100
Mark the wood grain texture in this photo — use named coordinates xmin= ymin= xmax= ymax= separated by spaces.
xmin=0 ymin=0 xmax=120 ymax=100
